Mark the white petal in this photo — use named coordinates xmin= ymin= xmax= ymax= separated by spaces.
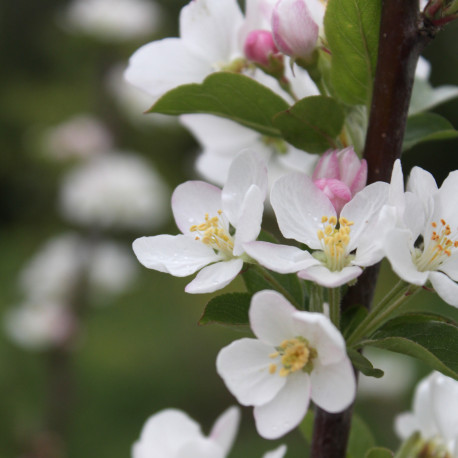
xmin=244 ymin=241 xmax=319 ymax=273
xmin=195 ymin=152 xmax=232 ymax=186
xmin=341 ymin=181 xmax=389 ymax=253
xmin=435 ymin=170 xmax=458 ymax=228
xmin=438 ymin=253 xmax=458 ymax=282
xmin=292 ymin=312 xmax=346 ymax=365
xmin=209 ymin=406 xmax=240 ymax=455
xmin=185 ymin=258 xmax=243 ymax=294
xmin=407 ymin=166 xmax=438 ymax=212
xmin=298 ymin=265 xmax=362 ymax=288
xmin=394 ymin=412 xmax=420 ymax=440
xmin=223 ymin=151 xmax=268 ymax=227
xmin=430 ymin=372 xmax=458 ymax=441
xmin=216 ymin=338 xmax=287 ymax=406
xmin=271 ymin=173 xmax=335 ymax=248
xmin=233 ymin=185 xmax=264 ymax=256
xmin=132 ymin=409 xmax=202 ymax=457
xmin=429 ymin=271 xmax=458 ymax=307
xmin=412 ymin=373 xmax=438 ymax=437
xmin=180 ymin=0 xmax=243 ymax=63
xmin=175 ymin=438 xmax=225 ymax=458
xmin=124 ymin=38 xmax=211 ymax=100
xmin=263 ymin=444 xmax=288 ymax=458
xmin=384 ymin=229 xmax=429 ymax=285
xmin=172 ymin=181 xmax=223 ymax=235
xmin=250 ymin=290 xmax=297 ymax=345
xmin=132 ymin=235 xmax=220 ymax=276
xmin=310 ymin=357 xmax=356 ymax=413
xmin=253 ymin=372 xmax=311 ymax=439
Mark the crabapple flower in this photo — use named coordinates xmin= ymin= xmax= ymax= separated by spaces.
xmin=244 ymin=30 xmax=281 ymax=67
xmin=62 ymin=0 xmax=163 ymax=42
xmin=244 ymin=173 xmax=391 ymax=287
xmin=384 ymin=163 xmax=458 ymax=307
xmin=133 ymin=151 xmax=268 ymax=294
xmin=272 ymin=0 xmax=326 ymax=60
xmin=60 ymin=152 xmax=169 ymax=230
xmin=312 ymin=147 xmax=368 ymax=214
xmin=132 ymin=407 xmax=240 ymax=458
xmin=217 ymin=290 xmax=356 ymax=439
xmin=395 ymin=371 xmax=458 ymax=457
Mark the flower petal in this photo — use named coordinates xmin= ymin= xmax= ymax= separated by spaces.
xmin=250 ymin=290 xmax=297 ymax=345
xmin=262 ymin=444 xmax=288 ymax=458
xmin=429 ymin=271 xmax=458 ymax=307
xmin=195 ymin=152 xmax=232 ymax=186
xmin=133 ymin=235 xmax=220 ymax=276
xmin=253 ymin=372 xmax=311 ymax=439
xmin=175 ymin=438 xmax=225 ymax=458
xmin=185 ymin=258 xmax=243 ymax=294
xmin=172 ymin=181 xmax=223 ymax=235
xmin=298 ymin=265 xmax=362 ymax=288
xmin=222 ymin=151 xmax=267 ymax=227
xmin=271 ymin=173 xmax=335 ymax=248
xmin=438 ymin=252 xmax=458 ymax=282
xmin=124 ymin=38 xmax=211 ymax=100
xmin=233 ymin=185 xmax=264 ymax=256
xmin=244 ymin=241 xmax=319 ymax=274
xmin=384 ymin=229 xmax=429 ymax=285
xmin=216 ymin=338 xmax=287 ymax=406
xmin=209 ymin=406 xmax=240 ymax=455
xmin=310 ymin=357 xmax=356 ymax=413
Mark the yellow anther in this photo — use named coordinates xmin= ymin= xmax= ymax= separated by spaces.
xmin=321 ymin=216 xmax=328 ymax=223
xmin=445 ymin=250 xmax=452 ymax=257
xmin=269 ymin=351 xmax=279 ymax=359
xmin=329 ymin=216 xmax=337 ymax=225
xmin=432 ymin=222 xmax=437 ymax=228
xmin=317 ymin=230 xmax=325 ymax=240
xmin=325 ymin=225 xmax=334 ymax=235
xmin=269 ymin=364 xmax=277 ymax=374
xmin=217 ymin=209 xmax=222 ymax=215
xmin=441 ymin=219 xmax=446 ymax=226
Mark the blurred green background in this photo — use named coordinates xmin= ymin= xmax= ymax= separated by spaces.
xmin=0 ymin=1 xmax=457 ymax=456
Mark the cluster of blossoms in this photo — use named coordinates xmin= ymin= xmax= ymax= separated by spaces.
xmin=124 ymin=0 xmax=458 ymax=453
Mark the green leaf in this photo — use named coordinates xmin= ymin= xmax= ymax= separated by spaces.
xmin=299 ymin=408 xmax=314 ymax=442
xmin=272 ymin=96 xmax=345 ymax=153
xmin=403 ymin=112 xmax=458 ymax=151
xmin=325 ymin=0 xmax=382 ymax=105
xmin=199 ymin=293 xmax=251 ymax=326
xmin=150 ymin=72 xmax=289 ymax=137
xmin=347 ymin=414 xmax=376 ymax=458
xmin=365 ymin=447 xmax=394 ymax=458
xmin=347 ymin=348 xmax=384 ymax=378
xmin=342 ymin=305 xmax=368 ymax=339
xmin=362 ymin=314 xmax=458 ymax=380
xmin=242 ymin=265 xmax=304 ymax=309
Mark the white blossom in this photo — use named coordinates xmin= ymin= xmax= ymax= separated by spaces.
xmin=217 ymin=290 xmax=356 ymax=439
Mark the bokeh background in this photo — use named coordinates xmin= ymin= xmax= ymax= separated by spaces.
xmin=0 ymin=0 xmax=457 ymax=456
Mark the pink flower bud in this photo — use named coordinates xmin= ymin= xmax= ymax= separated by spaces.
xmin=244 ymin=30 xmax=280 ymax=67
xmin=313 ymin=147 xmax=368 ymax=213
xmin=271 ymin=0 xmax=319 ymax=60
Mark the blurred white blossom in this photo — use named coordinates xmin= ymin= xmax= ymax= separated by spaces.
xmin=62 ymin=0 xmax=163 ymax=42
xmin=59 ymin=152 xmax=169 ymax=230
xmin=5 ymin=301 xmax=76 ymax=351
xmin=42 ymin=115 xmax=112 ymax=160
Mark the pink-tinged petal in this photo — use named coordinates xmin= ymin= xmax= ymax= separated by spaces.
xmin=250 ymin=290 xmax=297 ymax=345
xmin=244 ymin=241 xmax=319 ymax=274
xmin=175 ymin=438 xmax=225 ymax=458
xmin=233 ymin=185 xmax=264 ymax=256
xmin=271 ymin=173 xmax=335 ymax=248
xmin=209 ymin=406 xmax=240 ymax=455
xmin=244 ymin=30 xmax=279 ymax=67
xmin=341 ymin=181 xmax=389 ymax=253
xmin=298 ymin=265 xmax=362 ymax=288
xmin=185 ymin=258 xmax=243 ymax=294
xmin=263 ymin=444 xmax=288 ymax=458
xmin=253 ymin=372 xmax=311 ymax=439
xmin=292 ymin=312 xmax=346 ymax=365
xmin=222 ymin=151 xmax=268 ymax=227
xmin=313 ymin=178 xmax=352 ymax=214
xmin=310 ymin=357 xmax=356 ymax=413
xmin=216 ymin=338 xmax=287 ymax=406
xmin=337 ymin=147 xmax=366 ymax=192
xmin=180 ymin=0 xmax=243 ymax=63
xmin=172 ymin=181 xmax=223 ymax=235
xmin=132 ymin=409 xmax=202 ymax=457
xmin=124 ymin=38 xmax=211 ymax=100
xmin=384 ymin=229 xmax=429 ymax=285
xmin=133 ymin=235 xmax=220 ymax=276
xmin=312 ymin=150 xmax=339 ymax=180
xmin=429 ymin=271 xmax=458 ymax=307
xmin=272 ymin=0 xmax=319 ymax=59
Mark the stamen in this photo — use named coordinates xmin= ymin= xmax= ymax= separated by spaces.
xmin=269 ymin=337 xmax=316 ymax=377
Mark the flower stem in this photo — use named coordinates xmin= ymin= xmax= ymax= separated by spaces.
xmin=328 ymin=287 xmax=341 ymax=328
xmin=309 ymin=283 xmax=324 ymax=313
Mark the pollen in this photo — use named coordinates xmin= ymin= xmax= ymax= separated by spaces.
xmin=316 ymin=216 xmax=354 ymax=271
xmin=269 ymin=337 xmax=317 ymax=377
xmin=189 ymin=211 xmax=234 ymax=256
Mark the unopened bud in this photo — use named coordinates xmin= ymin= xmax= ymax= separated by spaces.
xmin=244 ymin=30 xmax=279 ymax=67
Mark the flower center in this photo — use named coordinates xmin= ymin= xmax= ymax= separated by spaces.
xmin=269 ymin=337 xmax=317 ymax=377
xmin=190 ymin=211 xmax=234 ymax=257
xmin=415 ymin=219 xmax=458 ymax=272
xmin=315 ymin=216 xmax=354 ymax=271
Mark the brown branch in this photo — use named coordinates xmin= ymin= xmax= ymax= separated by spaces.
xmin=311 ymin=1 xmax=439 ymax=456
